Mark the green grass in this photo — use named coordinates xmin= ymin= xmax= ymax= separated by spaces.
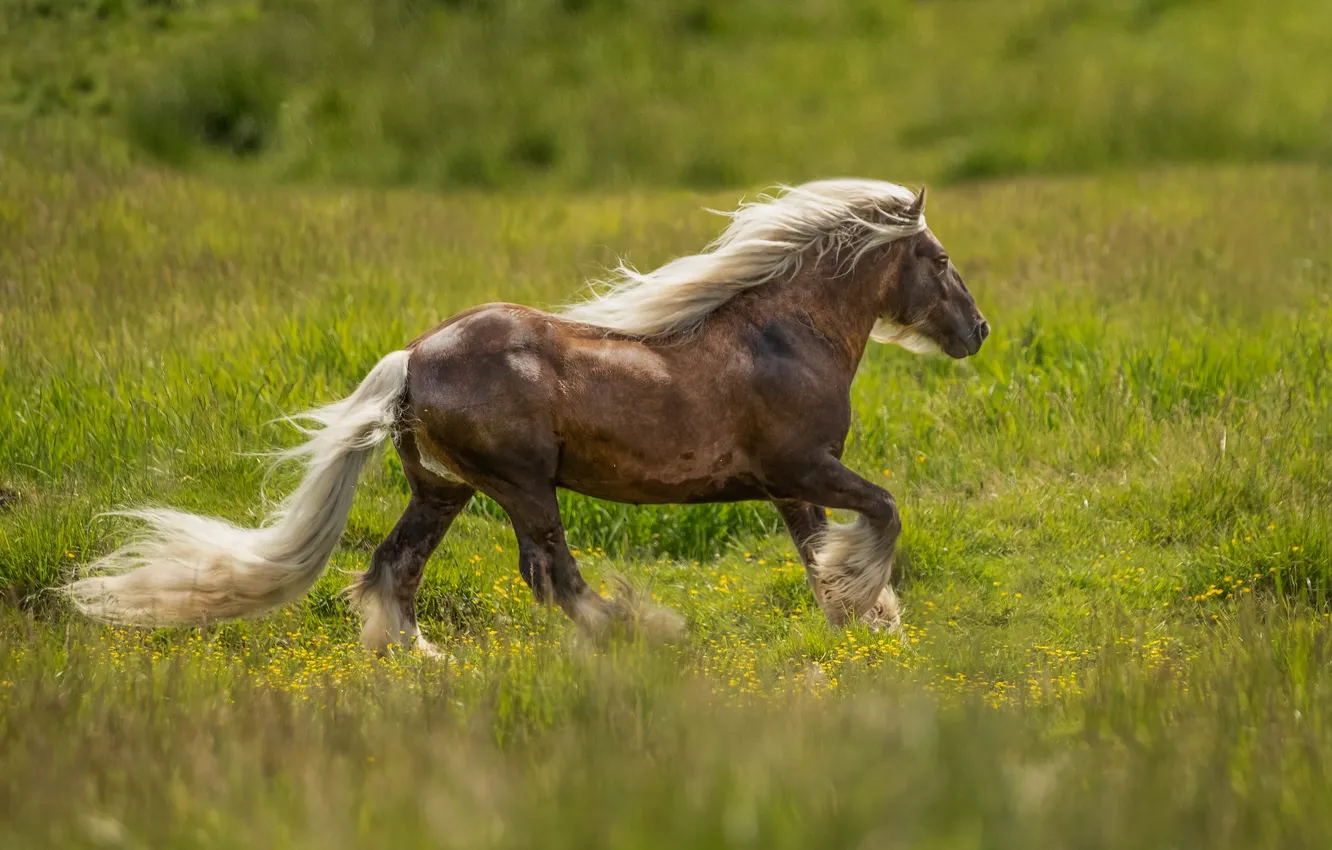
xmin=6 ymin=610 xmax=1332 ymax=848
xmin=4 ymin=0 xmax=1332 ymax=190
xmin=2 ymin=126 xmax=1332 ymax=846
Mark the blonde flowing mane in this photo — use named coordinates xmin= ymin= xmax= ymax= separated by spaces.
xmin=561 ymin=178 xmax=927 ymax=337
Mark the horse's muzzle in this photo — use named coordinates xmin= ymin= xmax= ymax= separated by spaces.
xmin=963 ymin=319 xmax=989 ymax=356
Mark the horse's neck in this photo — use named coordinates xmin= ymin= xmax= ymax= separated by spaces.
xmin=741 ymin=256 xmax=886 ymax=375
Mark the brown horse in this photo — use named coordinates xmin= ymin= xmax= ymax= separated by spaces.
xmin=65 ymin=180 xmax=987 ymax=654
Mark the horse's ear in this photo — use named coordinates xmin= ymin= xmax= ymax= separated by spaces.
xmin=907 ymin=185 xmax=927 ymax=219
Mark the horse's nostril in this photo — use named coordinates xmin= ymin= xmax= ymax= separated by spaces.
xmin=975 ymin=320 xmax=990 ymax=342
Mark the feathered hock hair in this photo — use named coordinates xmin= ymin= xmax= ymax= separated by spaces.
xmin=561 ymin=179 xmax=927 ymax=337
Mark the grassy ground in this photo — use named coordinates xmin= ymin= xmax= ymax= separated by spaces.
xmin=3 ymin=126 xmax=1332 ymax=846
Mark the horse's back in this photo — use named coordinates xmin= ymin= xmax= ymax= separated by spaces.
xmin=401 ymin=303 xmax=760 ymax=502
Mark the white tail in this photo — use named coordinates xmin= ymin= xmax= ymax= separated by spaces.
xmin=63 ymin=351 xmax=411 ymax=626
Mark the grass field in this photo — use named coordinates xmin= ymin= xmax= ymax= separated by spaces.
xmin=5 ymin=0 xmax=1332 ymax=190
xmin=3 ymin=118 xmax=1332 ymax=846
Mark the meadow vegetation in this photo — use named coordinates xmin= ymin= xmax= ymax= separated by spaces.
xmin=2 ymin=123 xmax=1330 ymax=844
xmin=2 ymin=0 xmax=1331 ymax=189
xmin=3 ymin=0 xmax=1332 ymax=846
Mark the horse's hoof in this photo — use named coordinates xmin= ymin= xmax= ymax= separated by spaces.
xmin=413 ymin=637 xmax=448 ymax=660
xmin=572 ymin=579 xmax=687 ymax=644
xmin=638 ymin=603 xmax=687 ymax=641
xmin=614 ymin=580 xmax=687 ymax=642
xmin=862 ymin=587 xmax=902 ymax=633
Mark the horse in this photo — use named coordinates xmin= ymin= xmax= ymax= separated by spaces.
xmin=64 ymin=179 xmax=988 ymax=654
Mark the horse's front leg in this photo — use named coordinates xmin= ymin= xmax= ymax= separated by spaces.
xmin=773 ymin=460 xmax=902 ymax=631
xmin=774 ymin=498 xmax=828 ymax=596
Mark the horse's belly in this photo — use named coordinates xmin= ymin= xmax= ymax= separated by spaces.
xmin=554 ymin=439 xmax=763 ymax=505
xmin=556 ymin=468 xmax=765 ymax=505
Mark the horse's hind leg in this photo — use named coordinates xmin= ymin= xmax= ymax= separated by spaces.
xmin=480 ymin=480 xmax=682 ymax=638
xmin=480 ymin=482 xmax=612 ymax=630
xmin=350 ymin=482 xmax=474 ymax=655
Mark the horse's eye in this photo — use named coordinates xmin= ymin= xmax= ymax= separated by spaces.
xmin=935 ymin=255 xmax=950 ymax=269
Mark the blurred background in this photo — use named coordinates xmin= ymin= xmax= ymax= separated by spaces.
xmin=4 ymin=0 xmax=1329 ymax=192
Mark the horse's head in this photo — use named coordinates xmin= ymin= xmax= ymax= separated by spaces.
xmin=871 ymin=188 xmax=989 ymax=359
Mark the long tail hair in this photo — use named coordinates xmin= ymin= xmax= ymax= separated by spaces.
xmin=63 ymin=351 xmax=410 ymax=625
